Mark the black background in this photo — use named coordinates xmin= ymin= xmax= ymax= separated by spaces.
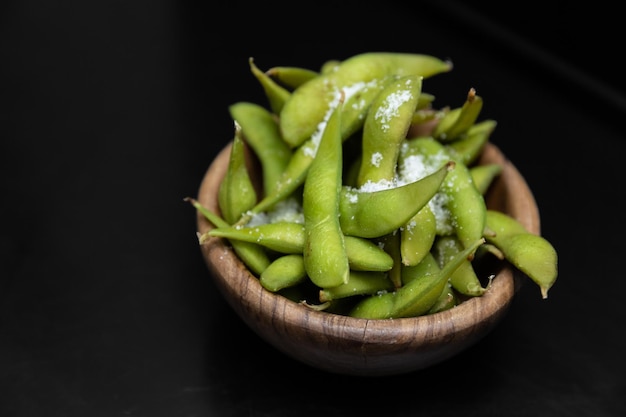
xmin=2 ymin=1 xmax=625 ymax=416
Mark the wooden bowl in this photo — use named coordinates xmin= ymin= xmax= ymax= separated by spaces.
xmin=194 ymin=142 xmax=539 ymax=376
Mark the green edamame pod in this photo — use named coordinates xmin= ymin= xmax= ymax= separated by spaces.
xmin=209 ymin=222 xmax=306 ymax=254
xmin=401 ymin=251 xmax=440 ymax=285
xmin=433 ymin=88 xmax=483 ymax=142
xmin=302 ymin=106 xmax=350 ymax=288
xmin=185 ymin=197 xmax=270 ymax=276
xmin=484 ymin=209 xmax=528 ymax=237
xmin=249 ymin=57 xmax=291 ymax=114
xmin=400 ymin=204 xmax=437 ymax=267
xmin=265 ymin=65 xmax=319 ymax=90
xmin=228 ymin=101 xmax=292 ymax=196
xmin=427 ymin=281 xmax=458 ymax=314
xmin=357 ymin=74 xmax=423 ymax=186
xmin=446 ymin=119 xmax=497 ymax=166
xmin=433 ymin=235 xmax=486 ymax=297
xmin=443 ymin=157 xmax=487 ymax=251
xmin=280 ymin=52 xmax=452 ymax=148
xmin=318 ymin=271 xmax=394 ymax=302
xmin=349 ymin=238 xmax=484 ymax=319
xmin=320 ymin=59 xmax=340 ymax=74
xmin=344 ymin=235 xmax=394 ymax=272
xmin=338 ymin=77 xmax=402 ymax=146
xmin=260 ymin=254 xmax=307 ymax=292
xmin=484 ymin=210 xmax=558 ymax=299
xmin=218 ymin=127 xmax=257 ymax=225
xmin=470 ymin=163 xmax=502 ymax=195
xmin=339 ymin=160 xmax=455 ymax=238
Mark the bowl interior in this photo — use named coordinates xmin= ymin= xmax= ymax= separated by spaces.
xmin=195 ymin=142 xmax=539 ymax=376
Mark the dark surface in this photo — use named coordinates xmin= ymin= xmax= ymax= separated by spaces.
xmin=1 ymin=1 xmax=625 ymax=416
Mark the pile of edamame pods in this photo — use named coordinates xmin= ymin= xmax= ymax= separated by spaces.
xmin=189 ymin=52 xmax=558 ymax=320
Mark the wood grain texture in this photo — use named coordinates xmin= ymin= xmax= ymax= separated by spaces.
xmin=195 ymin=142 xmax=539 ymax=376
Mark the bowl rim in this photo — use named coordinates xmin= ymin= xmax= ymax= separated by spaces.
xmin=194 ymin=141 xmax=540 ymax=375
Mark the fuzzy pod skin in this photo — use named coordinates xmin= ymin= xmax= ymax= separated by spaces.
xmin=228 ymin=101 xmax=292 ymax=197
xmin=484 ymin=210 xmax=558 ymax=299
xmin=470 ymin=163 xmax=502 ymax=195
xmin=265 ymin=65 xmax=319 ymax=90
xmin=260 ymin=254 xmax=307 ymax=292
xmin=209 ymin=222 xmax=306 ymax=254
xmin=249 ymin=57 xmax=291 ymax=115
xmin=447 ymin=119 xmax=497 ymax=166
xmin=400 ymin=204 xmax=437 ymax=267
xmin=302 ymin=106 xmax=350 ymax=288
xmin=319 ymin=270 xmax=394 ymax=302
xmin=357 ymin=74 xmax=423 ymax=186
xmin=217 ymin=129 xmax=257 ymax=225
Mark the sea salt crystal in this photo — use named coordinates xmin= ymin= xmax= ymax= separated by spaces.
xmin=370 ymin=152 xmax=383 ymax=167
xmin=375 ymin=89 xmax=414 ymax=132
xmin=246 ymin=197 xmax=304 ymax=226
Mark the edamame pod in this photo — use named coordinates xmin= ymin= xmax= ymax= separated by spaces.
xmin=228 ymin=101 xmax=292 ymax=196
xmin=339 ymin=160 xmax=455 ymax=238
xmin=400 ymin=204 xmax=437 ymax=267
xmin=433 ymin=88 xmax=483 ymax=142
xmin=302 ymin=106 xmax=350 ymax=288
xmin=484 ymin=210 xmax=558 ymax=298
xmin=446 ymin=119 xmax=497 ymax=166
xmin=318 ymin=271 xmax=394 ymax=302
xmin=344 ymin=235 xmax=394 ymax=272
xmin=401 ymin=251 xmax=440 ymax=285
xmin=349 ymin=238 xmax=484 ymax=319
xmin=470 ymin=163 xmax=502 ymax=195
xmin=260 ymin=254 xmax=307 ymax=292
xmin=442 ymin=160 xmax=486 ymax=250
xmin=280 ymin=52 xmax=452 ymax=148
xmin=484 ymin=209 xmax=528 ymax=237
xmin=357 ymin=74 xmax=423 ymax=186
xmin=427 ymin=281 xmax=458 ymax=314
xmin=320 ymin=59 xmax=340 ymax=74
xmin=433 ymin=235 xmax=486 ymax=297
xmin=218 ymin=127 xmax=257 ymax=225
xmin=210 ymin=222 xmax=306 ymax=254
xmin=249 ymin=58 xmax=291 ymax=114
xmin=265 ymin=65 xmax=319 ymax=89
